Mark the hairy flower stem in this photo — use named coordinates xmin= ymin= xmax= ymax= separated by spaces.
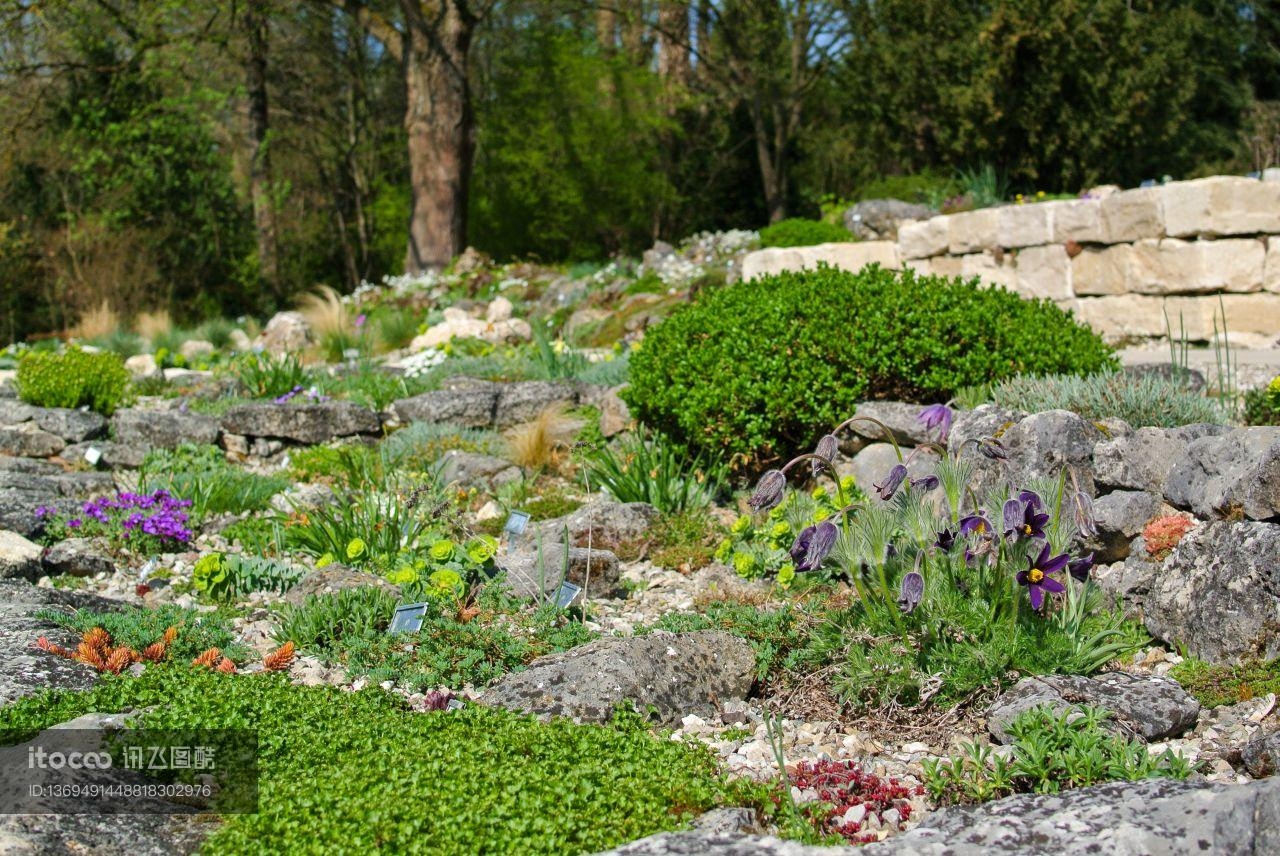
xmin=831 ymin=416 xmax=903 ymax=463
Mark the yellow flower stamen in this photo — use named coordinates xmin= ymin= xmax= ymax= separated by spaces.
xmin=1027 ymin=568 xmax=1044 ymax=584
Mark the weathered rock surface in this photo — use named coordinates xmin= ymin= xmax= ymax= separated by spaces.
xmin=436 ymin=450 xmax=522 ymax=490
xmin=534 ymin=500 xmax=660 ymax=552
xmin=393 ymin=383 xmax=501 ymax=428
xmin=0 ymin=579 xmax=124 ymax=706
xmin=60 ymin=440 xmax=148 ymax=469
xmin=41 ymin=537 xmax=117 ymax=578
xmin=604 ymin=777 xmax=1280 ymax=855
xmin=257 ymin=310 xmax=311 ymax=354
xmin=284 ymin=564 xmax=401 ymax=606
xmin=843 ymin=199 xmax=936 ymax=241
xmin=111 ymin=409 xmax=220 ymax=450
xmin=498 ymin=543 xmax=621 ymax=599
xmin=1243 ymin=732 xmax=1280 ymax=778
xmin=1093 ymin=424 xmax=1230 ymax=494
xmin=1144 ymin=521 xmax=1280 ymax=664
xmin=0 ymin=400 xmax=38 ymax=425
xmin=1163 ymin=427 xmax=1280 ymax=520
xmin=1084 ymin=489 xmax=1163 ymax=562
xmin=0 ymin=422 xmax=66 ymax=458
xmin=221 ymin=401 xmax=381 ymax=445
xmin=848 ymin=401 xmax=934 ymax=446
xmin=494 ymin=380 xmax=580 ymax=427
xmin=0 ymin=811 xmax=209 ymax=855
xmin=480 ymin=630 xmax=755 ymax=725
xmin=32 ymin=407 xmax=107 ymax=443
xmin=0 ymin=530 xmax=42 ymax=581
xmin=986 ymin=673 xmax=1199 ymax=743
xmin=959 ymin=409 xmax=1105 ymax=496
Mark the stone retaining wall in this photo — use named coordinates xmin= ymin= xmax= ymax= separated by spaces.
xmin=742 ymin=175 xmax=1280 ymax=344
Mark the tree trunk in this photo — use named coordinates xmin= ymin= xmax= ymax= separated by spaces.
xmin=657 ymin=1 xmax=690 ymax=91
xmin=749 ymin=97 xmax=787 ymax=222
xmin=400 ymin=1 xmax=475 ymax=274
xmin=245 ymin=0 xmax=280 ymax=299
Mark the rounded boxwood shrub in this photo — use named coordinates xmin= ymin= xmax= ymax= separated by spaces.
xmin=624 ymin=264 xmax=1116 ymax=468
xmin=758 ymin=218 xmax=852 ymax=248
xmin=16 ymin=346 xmax=130 ymax=415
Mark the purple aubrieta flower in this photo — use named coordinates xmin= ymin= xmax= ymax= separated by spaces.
xmin=34 ymin=506 xmax=53 ymax=519
xmin=873 ymin=464 xmax=908 ymax=501
xmin=67 ymin=519 xmax=81 ymax=529
xmin=355 ymin=313 xmax=367 ymax=329
xmin=1017 ymin=543 xmax=1069 ymax=610
xmin=918 ymin=404 xmax=953 ymax=444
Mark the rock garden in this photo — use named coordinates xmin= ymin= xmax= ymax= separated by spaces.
xmin=2 ymin=252 xmax=1280 ymax=855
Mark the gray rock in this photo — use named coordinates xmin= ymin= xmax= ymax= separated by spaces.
xmin=534 ymin=500 xmax=660 ymax=553
xmin=41 ymin=538 xmax=116 ymax=578
xmin=61 ymin=440 xmax=148 ymax=469
xmin=283 ymin=563 xmax=401 ymax=606
xmin=499 ymin=543 xmax=621 ymax=599
xmin=597 ymin=386 xmax=633 ymax=438
xmin=947 ymin=403 xmax=1023 ymax=458
xmin=1095 ymin=542 xmax=1162 ymax=620
xmin=954 ymin=408 xmax=1103 ymax=499
xmin=52 ymin=470 xmax=117 ymax=497
xmin=1095 ymin=427 xmax=1193 ymax=493
xmin=848 ymin=401 xmax=933 ymax=446
xmin=689 ymin=808 xmax=763 ymax=837
xmin=257 ymin=310 xmax=311 ymax=354
xmin=0 ymin=811 xmax=209 ymax=855
xmin=1084 ymin=490 xmax=1163 ymax=562
xmin=0 ymin=530 xmax=42 ymax=581
xmin=33 ymin=407 xmax=107 ymax=443
xmin=0 ymin=492 xmax=75 ymax=539
xmin=1164 ymin=427 xmax=1280 ymax=520
xmin=436 ymin=450 xmax=522 ymax=490
xmin=479 ymin=630 xmax=755 ymax=725
xmin=221 ymin=401 xmax=381 ymax=445
xmin=843 ymin=199 xmax=935 ymax=241
xmin=0 ymin=579 xmax=125 ymax=706
xmin=0 ymin=423 xmax=65 ymax=458
xmin=1144 ymin=521 xmax=1280 ymax=664
xmin=393 ymin=384 xmax=501 ymax=428
xmin=0 ymin=400 xmax=37 ymax=426
xmin=0 ymin=455 xmax=60 ymax=475
xmin=269 ymin=482 xmax=337 ymax=515
xmin=986 ymin=673 xmax=1199 ymax=744
xmin=855 ymin=776 xmax=1280 ymax=855
xmin=111 ymin=409 xmax=219 ymax=450
xmin=1243 ymin=732 xmax=1280 ymax=778
xmin=494 ymin=380 xmax=580 ymax=428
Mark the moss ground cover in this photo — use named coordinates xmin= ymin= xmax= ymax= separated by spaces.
xmin=0 ymin=668 xmax=765 ymax=855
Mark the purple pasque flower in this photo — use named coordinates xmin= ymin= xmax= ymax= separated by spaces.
xmin=1072 ymin=490 xmax=1098 ymax=538
xmin=873 ymin=464 xmax=908 ymax=501
xmin=918 ymin=403 xmax=953 ymax=444
xmin=795 ymin=520 xmax=838 ymax=572
xmin=898 ymin=571 xmax=925 ymax=614
xmin=811 ymin=434 xmax=838 ymax=480
xmin=1016 ymin=543 xmax=1070 ymax=610
xmin=748 ymin=469 xmax=787 ymax=512
xmin=976 ymin=437 xmax=1008 ymax=460
xmin=910 ymin=474 xmax=939 ymax=492
xmin=935 ymin=528 xmax=957 ymax=551
xmin=789 ymin=526 xmax=813 ymax=565
xmin=355 ymin=313 xmax=367 ymax=329
xmin=1003 ymin=495 xmax=1049 ymax=544
xmin=958 ymin=512 xmax=993 ymax=539
xmin=1068 ymin=552 xmax=1094 ymax=583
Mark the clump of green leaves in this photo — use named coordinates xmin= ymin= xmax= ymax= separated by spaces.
xmin=192 ymin=552 xmax=304 ymax=602
xmin=758 ymin=218 xmax=853 ymax=248
xmin=984 ymin=370 xmax=1224 ymax=428
xmin=33 ymin=603 xmax=244 ymax=663
xmin=230 ymin=350 xmax=311 ymax=399
xmin=139 ymin=444 xmax=290 ymax=522
xmin=16 ymin=346 xmax=130 ymax=415
xmin=1244 ymin=375 xmax=1280 ymax=426
xmin=626 ymin=265 xmax=1115 ymax=468
xmin=582 ymin=427 xmax=728 ymax=513
xmin=0 ymin=668 xmax=770 ymax=854
xmin=923 ymin=705 xmax=1193 ymax=805
xmin=1170 ymin=657 xmax=1280 ymax=709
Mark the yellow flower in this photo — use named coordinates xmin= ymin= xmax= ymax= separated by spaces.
xmin=429 ymin=540 xmax=456 ymax=561
xmin=775 ymin=563 xmax=796 ymax=589
xmin=732 ymin=552 xmax=756 ymax=577
xmin=812 ymin=507 xmax=831 ymax=522
xmin=770 ymin=521 xmax=791 ymax=539
xmin=731 ymin=515 xmax=752 ymax=535
xmin=345 ymin=538 xmax=366 ymax=560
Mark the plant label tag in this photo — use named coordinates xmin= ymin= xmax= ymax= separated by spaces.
xmin=446 ymin=699 xmax=465 ymax=711
xmin=504 ymin=511 xmax=530 ymax=537
xmin=388 ymin=602 xmax=429 ymax=635
xmin=554 ymin=581 xmax=582 ymax=609
xmin=342 ymin=348 xmax=360 ymax=361
xmin=84 ymin=447 xmax=102 ymax=465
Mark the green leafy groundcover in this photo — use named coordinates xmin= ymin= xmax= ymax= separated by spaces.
xmin=0 ymin=668 xmax=756 ymax=855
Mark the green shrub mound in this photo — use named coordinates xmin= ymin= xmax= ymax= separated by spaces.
xmin=758 ymin=218 xmax=852 ymax=248
xmin=16 ymin=346 xmax=130 ymax=415
xmin=0 ymin=668 xmax=754 ymax=855
xmin=625 ymin=265 xmax=1115 ymax=467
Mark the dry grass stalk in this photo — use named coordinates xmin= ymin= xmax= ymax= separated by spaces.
xmin=504 ymin=404 xmax=580 ymax=470
xmin=297 ymin=285 xmax=350 ymax=337
xmin=134 ymin=308 xmax=173 ymax=342
xmin=67 ymin=299 xmax=119 ymax=341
